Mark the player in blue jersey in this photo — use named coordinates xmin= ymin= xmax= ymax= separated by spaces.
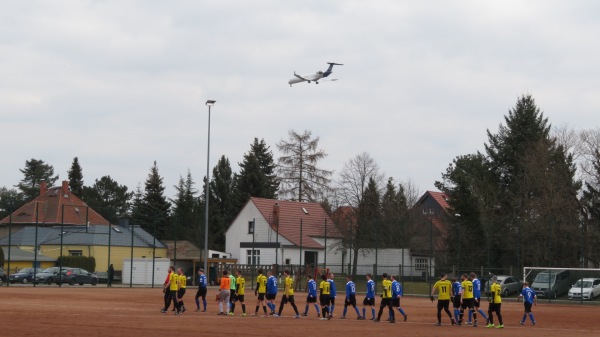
xmin=390 ymin=275 xmax=408 ymax=322
xmin=361 ymin=273 xmax=376 ymax=320
xmin=517 ymin=282 xmax=537 ymax=326
xmin=327 ymin=273 xmax=337 ymax=318
xmin=266 ymin=270 xmax=278 ymax=315
xmin=194 ymin=268 xmax=208 ymax=312
xmin=301 ymin=275 xmax=321 ymax=317
xmin=340 ymin=275 xmax=362 ymax=319
xmin=469 ymin=272 xmax=488 ymax=324
xmin=451 ymin=278 xmax=462 ymax=323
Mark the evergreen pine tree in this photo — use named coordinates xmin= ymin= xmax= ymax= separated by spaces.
xmin=171 ymin=171 xmax=200 ymax=244
xmin=68 ymin=157 xmax=84 ymax=196
xmin=81 ymin=175 xmax=132 ymax=223
xmin=207 ymin=156 xmax=236 ymax=251
xmin=16 ymin=159 xmax=59 ymax=201
xmin=438 ymin=95 xmax=581 ymax=268
xmin=134 ymin=161 xmax=171 ymax=237
xmin=380 ymin=178 xmax=409 ymax=248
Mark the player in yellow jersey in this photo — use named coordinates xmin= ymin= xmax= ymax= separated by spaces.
xmin=487 ymin=276 xmax=503 ymax=328
xmin=275 ymin=270 xmax=300 ymax=318
xmin=161 ymin=266 xmax=175 ymax=314
xmin=176 ymin=267 xmax=187 ymax=314
xmin=254 ymin=268 xmax=268 ymax=316
xmin=166 ymin=266 xmax=180 ymax=315
xmin=375 ymin=273 xmax=395 ymax=323
xmin=459 ymin=273 xmax=477 ymax=326
xmin=431 ymin=273 xmax=455 ymax=326
xmin=319 ymin=274 xmax=331 ymax=320
xmin=235 ymin=270 xmax=247 ymax=316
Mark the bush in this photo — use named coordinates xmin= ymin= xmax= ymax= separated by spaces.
xmin=57 ymin=256 xmax=96 ymax=272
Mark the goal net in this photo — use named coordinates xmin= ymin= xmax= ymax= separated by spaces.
xmin=523 ymin=267 xmax=600 ymax=301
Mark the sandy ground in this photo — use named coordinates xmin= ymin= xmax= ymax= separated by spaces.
xmin=1 ymin=286 xmax=599 ymax=337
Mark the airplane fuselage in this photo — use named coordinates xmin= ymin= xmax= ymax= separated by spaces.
xmin=288 ymin=63 xmax=342 ymax=87
xmin=288 ymin=72 xmax=324 ymax=86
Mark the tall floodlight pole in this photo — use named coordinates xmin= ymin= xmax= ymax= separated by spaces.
xmin=204 ymin=99 xmax=216 ymax=275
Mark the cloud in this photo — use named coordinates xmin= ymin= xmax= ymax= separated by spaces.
xmin=1 ymin=0 xmax=600 ymax=199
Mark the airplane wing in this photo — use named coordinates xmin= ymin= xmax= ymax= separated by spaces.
xmin=294 ymin=72 xmax=309 ymax=81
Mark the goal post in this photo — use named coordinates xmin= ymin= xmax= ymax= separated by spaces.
xmin=523 ymin=266 xmax=600 ymax=303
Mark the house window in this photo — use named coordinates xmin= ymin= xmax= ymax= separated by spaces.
xmin=285 ymin=258 xmax=291 ymax=265
xmin=68 ymin=250 xmax=83 ymax=257
xmin=248 ymin=221 xmax=254 ymax=234
xmin=415 ymin=258 xmax=428 ymax=270
xmin=247 ymin=249 xmax=260 ymax=265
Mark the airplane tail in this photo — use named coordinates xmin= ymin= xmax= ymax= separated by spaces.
xmin=323 ymin=62 xmax=343 ymax=77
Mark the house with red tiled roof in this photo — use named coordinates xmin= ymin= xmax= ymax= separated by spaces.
xmin=226 ymin=198 xmax=438 ymax=277
xmin=411 ymin=190 xmax=452 ymax=265
xmin=0 ymin=181 xmax=167 ymax=275
xmin=0 ymin=181 xmax=109 ymax=239
xmin=225 ymin=197 xmax=344 ymax=269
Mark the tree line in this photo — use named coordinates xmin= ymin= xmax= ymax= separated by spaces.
xmin=2 ymin=95 xmax=600 ymax=271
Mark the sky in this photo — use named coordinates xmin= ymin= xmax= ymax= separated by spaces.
xmin=2 ymin=0 xmax=600 ymax=200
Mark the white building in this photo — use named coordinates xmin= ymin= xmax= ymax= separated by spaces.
xmin=225 ymin=198 xmax=434 ymax=277
xmin=226 ymin=197 xmax=342 ymax=268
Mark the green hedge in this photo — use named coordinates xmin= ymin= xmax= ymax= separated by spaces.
xmin=58 ymin=256 xmax=96 ymax=272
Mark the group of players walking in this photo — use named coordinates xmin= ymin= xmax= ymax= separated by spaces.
xmin=161 ymin=266 xmax=538 ymax=328
xmin=431 ymin=272 xmax=538 ymax=328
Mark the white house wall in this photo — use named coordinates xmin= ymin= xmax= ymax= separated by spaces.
xmin=226 ymin=202 xmax=293 ymax=261
xmin=225 ymin=203 xmax=434 ymax=277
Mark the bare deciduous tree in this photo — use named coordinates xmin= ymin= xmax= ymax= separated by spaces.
xmin=334 ymin=152 xmax=384 ymax=276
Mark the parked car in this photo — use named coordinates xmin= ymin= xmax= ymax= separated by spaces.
xmin=532 ymin=269 xmax=572 ymax=298
xmin=0 ymin=267 xmax=6 ymax=284
xmin=34 ymin=267 xmax=69 ymax=285
xmin=60 ymin=267 xmax=98 ymax=286
xmin=484 ymin=275 xmax=522 ymax=297
xmin=9 ymin=267 xmax=36 ymax=284
xmin=568 ymin=278 xmax=600 ymax=300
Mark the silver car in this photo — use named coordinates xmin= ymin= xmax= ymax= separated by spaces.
xmin=484 ymin=275 xmax=522 ymax=297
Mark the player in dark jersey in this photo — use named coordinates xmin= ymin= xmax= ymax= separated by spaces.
xmin=391 ymin=275 xmax=407 ymax=322
xmin=340 ymin=275 xmax=361 ymax=319
xmin=266 ymin=271 xmax=278 ymax=315
xmin=451 ymin=278 xmax=461 ymax=323
xmin=195 ymin=268 xmax=208 ymax=312
xmin=361 ymin=273 xmax=376 ymax=320
xmin=518 ymin=282 xmax=537 ymax=326
xmin=469 ymin=272 xmax=488 ymax=324
xmin=301 ymin=275 xmax=320 ymax=317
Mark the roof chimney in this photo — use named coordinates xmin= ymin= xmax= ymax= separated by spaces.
xmin=39 ymin=181 xmax=48 ymax=196
xmin=273 ymin=203 xmax=280 ymax=228
xmin=62 ymin=180 xmax=69 ymax=195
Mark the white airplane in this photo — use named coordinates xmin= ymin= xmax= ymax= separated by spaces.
xmin=288 ymin=62 xmax=343 ymax=87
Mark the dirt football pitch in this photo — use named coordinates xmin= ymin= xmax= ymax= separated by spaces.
xmin=1 ymin=286 xmax=599 ymax=337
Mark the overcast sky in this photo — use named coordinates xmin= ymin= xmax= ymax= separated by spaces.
xmin=2 ymin=1 xmax=599 ymax=200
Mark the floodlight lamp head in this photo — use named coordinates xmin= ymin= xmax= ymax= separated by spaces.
xmin=206 ymin=100 xmax=216 ymax=106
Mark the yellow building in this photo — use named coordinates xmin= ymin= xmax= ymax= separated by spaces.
xmin=0 ymin=181 xmax=167 ymax=274
xmin=0 ymin=224 xmax=167 ymax=274
xmin=1 ymin=247 xmax=56 ymax=273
